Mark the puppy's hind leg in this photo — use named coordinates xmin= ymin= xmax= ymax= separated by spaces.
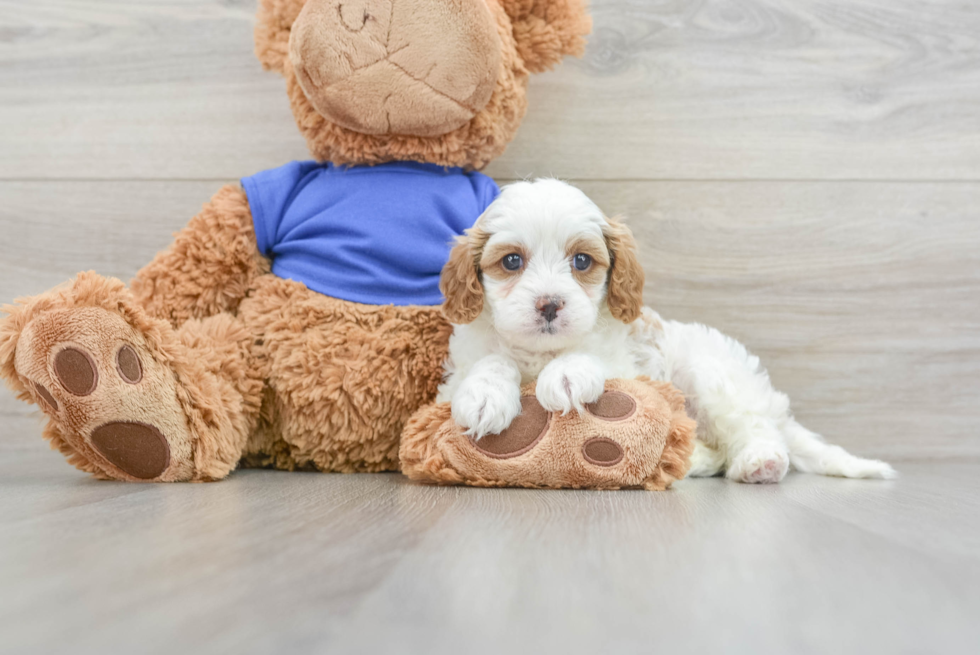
xmin=685 ymin=441 xmax=726 ymax=477
xmin=684 ymin=379 xmax=790 ymax=483
xmin=719 ymin=418 xmax=790 ymax=484
xmin=667 ymin=328 xmax=791 ymax=483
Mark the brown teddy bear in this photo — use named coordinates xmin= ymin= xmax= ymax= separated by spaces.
xmin=0 ymin=0 xmax=691 ymax=488
xmin=0 ymin=0 xmax=592 ymax=482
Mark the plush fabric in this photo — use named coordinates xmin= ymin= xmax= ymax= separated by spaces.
xmin=0 ymin=0 xmax=685 ymax=488
xmin=242 ymin=161 xmax=499 ymax=305
xmin=1 ymin=268 xmax=451 ymax=481
xmin=1 ymin=273 xmax=261 ymax=482
xmin=289 ymin=0 xmax=503 ymax=137
xmin=400 ymin=378 xmax=697 ymax=490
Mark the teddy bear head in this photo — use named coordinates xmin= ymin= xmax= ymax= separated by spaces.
xmin=255 ymin=0 xmax=591 ymax=169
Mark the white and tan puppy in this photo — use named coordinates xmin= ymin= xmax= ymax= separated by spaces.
xmin=437 ymin=179 xmax=895 ymax=483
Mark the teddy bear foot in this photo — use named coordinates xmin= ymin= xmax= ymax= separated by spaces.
xmin=0 ymin=274 xmax=217 ymax=481
xmin=11 ymin=305 xmax=195 ymax=481
xmin=400 ymin=378 xmax=697 ymax=491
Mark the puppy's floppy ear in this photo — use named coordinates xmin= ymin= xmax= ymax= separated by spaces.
xmin=254 ymin=0 xmax=307 ymax=74
xmin=603 ymin=216 xmax=645 ymax=324
xmin=499 ymin=0 xmax=592 ymax=73
xmin=441 ymin=227 xmax=488 ymax=324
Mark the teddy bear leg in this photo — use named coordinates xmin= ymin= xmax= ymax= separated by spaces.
xmin=237 ymin=277 xmax=452 ymax=473
xmin=0 ymin=272 xmax=263 ymax=481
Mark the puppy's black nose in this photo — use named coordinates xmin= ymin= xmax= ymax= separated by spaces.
xmin=536 ymin=297 xmax=564 ymax=323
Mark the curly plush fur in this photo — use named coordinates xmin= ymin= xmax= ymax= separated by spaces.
xmin=0 ymin=0 xmax=591 ymax=482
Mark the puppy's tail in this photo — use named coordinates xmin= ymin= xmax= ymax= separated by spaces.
xmin=783 ymin=419 xmax=897 ymax=479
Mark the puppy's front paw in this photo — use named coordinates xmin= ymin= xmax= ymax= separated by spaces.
xmin=535 ymin=354 xmax=606 ymax=414
xmin=452 ymin=378 xmax=523 ymax=441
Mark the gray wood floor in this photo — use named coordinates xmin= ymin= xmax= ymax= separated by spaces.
xmin=1 ymin=443 xmax=978 ymax=655
xmin=1 ymin=1 xmax=979 ymax=652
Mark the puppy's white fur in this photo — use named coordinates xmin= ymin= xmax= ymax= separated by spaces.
xmin=438 ymin=179 xmax=896 ymax=483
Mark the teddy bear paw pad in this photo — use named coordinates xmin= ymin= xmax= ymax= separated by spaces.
xmin=474 ymin=396 xmax=550 ymax=458
xmin=90 ymin=421 xmax=171 ymax=480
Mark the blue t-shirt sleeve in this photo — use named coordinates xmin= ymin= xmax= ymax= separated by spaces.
xmin=241 ymin=161 xmax=318 ymax=256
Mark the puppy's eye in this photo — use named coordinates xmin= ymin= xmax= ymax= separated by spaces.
xmin=502 ymin=253 xmax=523 ymax=271
xmin=573 ymin=253 xmax=592 ymax=271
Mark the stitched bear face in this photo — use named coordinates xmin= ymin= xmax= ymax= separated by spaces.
xmin=289 ymin=0 xmax=503 ymax=138
xmin=254 ymin=0 xmax=591 ymax=169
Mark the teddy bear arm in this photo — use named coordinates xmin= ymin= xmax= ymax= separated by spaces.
xmin=130 ymin=184 xmax=271 ymax=328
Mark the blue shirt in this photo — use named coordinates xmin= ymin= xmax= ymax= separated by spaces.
xmin=241 ymin=161 xmax=499 ymax=306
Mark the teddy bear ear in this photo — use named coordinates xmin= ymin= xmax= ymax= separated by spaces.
xmin=254 ymin=0 xmax=308 ymax=74
xmin=499 ymin=0 xmax=592 ymax=74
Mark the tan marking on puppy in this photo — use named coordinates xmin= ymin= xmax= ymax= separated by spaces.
xmin=565 ymin=236 xmax=610 ymax=287
xmin=602 ymin=216 xmax=645 ymax=324
xmin=441 ymin=227 xmax=490 ymax=325
xmin=481 ymin=243 xmax=529 ymax=281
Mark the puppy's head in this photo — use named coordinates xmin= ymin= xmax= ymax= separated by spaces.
xmin=441 ymin=179 xmax=644 ymax=351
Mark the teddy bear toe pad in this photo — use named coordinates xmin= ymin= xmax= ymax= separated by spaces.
xmin=115 ymin=344 xmax=143 ymax=384
xmin=582 ymin=437 xmax=625 ymax=466
xmin=31 ymin=381 xmax=59 ymax=412
xmin=53 ymin=347 xmax=100 ymax=396
xmin=586 ymin=390 xmax=636 ymax=421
